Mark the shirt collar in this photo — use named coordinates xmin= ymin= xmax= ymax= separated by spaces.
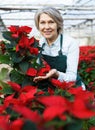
xmin=40 ymin=34 xmax=61 ymax=47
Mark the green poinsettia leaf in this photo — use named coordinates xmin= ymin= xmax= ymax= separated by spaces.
xmin=3 ymin=31 xmax=13 ymax=41
xmin=10 ymin=52 xmax=24 ymax=63
xmin=88 ymin=116 xmax=95 ymax=125
xmin=45 ymin=120 xmax=65 ymax=128
xmin=31 ymin=58 xmax=43 ymax=69
xmin=2 ymin=31 xmax=19 ymax=42
xmin=64 ymin=120 xmax=83 ymax=130
xmin=19 ymin=61 xmax=29 ymax=73
xmin=6 ymin=41 xmax=17 ymax=49
xmin=0 ymin=54 xmax=10 ymax=64
xmin=0 ymin=80 xmax=14 ymax=94
xmin=21 ymin=77 xmax=34 ymax=87
xmin=6 ymin=107 xmax=20 ymax=121
xmin=22 ymin=120 xmax=37 ymax=130
xmin=9 ymin=69 xmax=25 ymax=84
xmin=10 ymin=69 xmax=34 ymax=87
xmin=0 ymin=68 xmax=9 ymax=80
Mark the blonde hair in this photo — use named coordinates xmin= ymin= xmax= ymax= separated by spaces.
xmin=34 ymin=7 xmax=63 ymax=34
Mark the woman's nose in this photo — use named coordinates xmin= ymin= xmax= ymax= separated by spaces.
xmin=45 ymin=23 xmax=50 ymax=28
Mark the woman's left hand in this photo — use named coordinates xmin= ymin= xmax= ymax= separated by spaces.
xmin=33 ymin=69 xmax=59 ymax=83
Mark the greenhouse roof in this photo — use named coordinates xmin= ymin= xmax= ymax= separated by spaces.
xmin=0 ymin=0 xmax=95 ymax=38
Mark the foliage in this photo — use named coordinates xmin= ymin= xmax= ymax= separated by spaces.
xmin=0 ymin=26 xmax=95 ymax=130
xmin=0 ymin=26 xmax=50 ymax=87
xmin=79 ymin=46 xmax=95 ymax=91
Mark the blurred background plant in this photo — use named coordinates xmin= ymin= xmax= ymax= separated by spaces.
xmin=79 ymin=46 xmax=95 ymax=91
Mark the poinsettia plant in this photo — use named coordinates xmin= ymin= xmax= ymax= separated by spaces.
xmin=0 ymin=25 xmax=50 ymax=87
xmin=0 ymin=76 xmax=95 ymax=130
xmin=0 ymin=26 xmax=95 ymax=130
xmin=79 ymin=45 xmax=95 ymax=90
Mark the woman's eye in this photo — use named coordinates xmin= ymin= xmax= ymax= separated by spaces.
xmin=40 ymin=21 xmax=45 ymax=24
xmin=50 ymin=21 xmax=54 ymax=23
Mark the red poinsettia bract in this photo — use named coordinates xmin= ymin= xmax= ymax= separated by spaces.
xmin=10 ymin=119 xmax=24 ymax=130
xmin=8 ymin=25 xmax=32 ymax=38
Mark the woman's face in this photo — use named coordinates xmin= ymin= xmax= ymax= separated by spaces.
xmin=38 ymin=13 xmax=58 ymax=43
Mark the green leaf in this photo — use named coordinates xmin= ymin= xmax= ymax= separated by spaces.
xmin=45 ymin=120 xmax=65 ymax=128
xmin=6 ymin=41 xmax=17 ymax=49
xmin=11 ymin=53 xmax=24 ymax=63
xmin=21 ymin=77 xmax=33 ymax=87
xmin=2 ymin=31 xmax=13 ymax=41
xmin=0 ymin=54 xmax=10 ymax=64
xmin=82 ymin=120 xmax=89 ymax=130
xmin=64 ymin=119 xmax=83 ymax=130
xmin=9 ymin=69 xmax=25 ymax=84
xmin=6 ymin=107 xmax=20 ymax=121
xmin=0 ymin=68 xmax=9 ymax=80
xmin=0 ymin=80 xmax=13 ymax=94
xmin=88 ymin=117 xmax=95 ymax=125
xmin=22 ymin=120 xmax=37 ymax=130
xmin=19 ymin=61 xmax=29 ymax=73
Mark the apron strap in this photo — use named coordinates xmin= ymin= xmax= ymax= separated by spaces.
xmin=39 ymin=43 xmax=45 ymax=55
xmin=38 ymin=43 xmax=45 ymax=64
xmin=58 ymin=34 xmax=63 ymax=55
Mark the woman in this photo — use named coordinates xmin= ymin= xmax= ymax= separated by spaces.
xmin=33 ymin=7 xmax=85 ymax=90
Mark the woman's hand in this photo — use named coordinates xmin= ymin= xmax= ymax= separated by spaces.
xmin=33 ymin=69 xmax=59 ymax=83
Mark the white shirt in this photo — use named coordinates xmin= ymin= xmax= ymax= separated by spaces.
xmin=39 ymin=34 xmax=79 ymax=82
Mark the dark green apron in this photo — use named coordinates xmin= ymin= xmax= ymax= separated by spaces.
xmin=37 ymin=34 xmax=82 ymax=90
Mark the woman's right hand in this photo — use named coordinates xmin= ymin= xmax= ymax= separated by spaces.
xmin=33 ymin=69 xmax=59 ymax=83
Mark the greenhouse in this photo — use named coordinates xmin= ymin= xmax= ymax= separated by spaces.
xmin=0 ymin=0 xmax=95 ymax=130
xmin=0 ymin=0 xmax=95 ymax=45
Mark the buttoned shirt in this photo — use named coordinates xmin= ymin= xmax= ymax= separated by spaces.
xmin=39 ymin=34 xmax=79 ymax=82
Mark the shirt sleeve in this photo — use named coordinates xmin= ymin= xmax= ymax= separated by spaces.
xmin=58 ymin=38 xmax=79 ymax=82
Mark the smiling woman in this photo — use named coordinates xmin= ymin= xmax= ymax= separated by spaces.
xmin=34 ymin=6 xmax=86 ymax=90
